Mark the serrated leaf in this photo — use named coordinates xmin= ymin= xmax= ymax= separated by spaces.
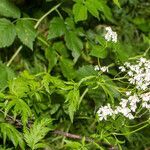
xmin=65 ymin=31 xmax=83 ymax=62
xmin=90 ymin=45 xmax=108 ymax=58
xmin=65 ymin=89 xmax=80 ymax=122
xmin=96 ymin=0 xmax=112 ymax=21
xmin=76 ymin=65 xmax=98 ymax=80
xmin=24 ymin=118 xmax=52 ymax=150
xmin=9 ymin=78 xmax=29 ymax=98
xmin=0 ymin=0 xmax=20 ymax=18
xmin=53 ymin=42 xmax=69 ymax=58
xmin=16 ymin=20 xmax=37 ymax=50
xmin=85 ymin=0 xmax=99 ymax=19
xmin=48 ymin=17 xmax=66 ymax=39
xmin=45 ymin=47 xmax=58 ymax=72
xmin=0 ymin=123 xmax=25 ymax=149
xmin=59 ymin=57 xmax=76 ymax=80
xmin=0 ymin=19 xmax=16 ymax=48
xmin=0 ymin=62 xmax=15 ymax=90
xmin=73 ymin=3 xmax=87 ymax=22
xmin=5 ymin=98 xmax=32 ymax=126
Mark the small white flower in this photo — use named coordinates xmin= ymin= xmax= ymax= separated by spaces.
xmin=119 ymin=66 xmax=126 ymax=72
xmin=94 ymin=65 xmax=100 ymax=71
xmin=100 ymin=66 xmax=109 ymax=72
xmin=120 ymin=98 xmax=128 ymax=108
xmin=104 ymin=27 xmax=117 ymax=43
xmin=126 ymin=91 xmax=131 ymax=96
xmin=128 ymin=71 xmax=133 ymax=76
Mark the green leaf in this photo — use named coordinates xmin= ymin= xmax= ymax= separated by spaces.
xmin=5 ymin=98 xmax=32 ymax=126
xmin=65 ymin=140 xmax=82 ymax=149
xmin=0 ymin=0 xmax=20 ymax=18
xmin=0 ymin=62 xmax=15 ymax=90
xmin=65 ymin=31 xmax=83 ymax=62
xmin=59 ymin=57 xmax=76 ymax=80
xmin=76 ymin=65 xmax=98 ymax=80
xmin=16 ymin=19 xmax=37 ymax=50
xmin=73 ymin=3 xmax=87 ymax=22
xmin=24 ymin=118 xmax=52 ymax=150
xmin=53 ymin=42 xmax=69 ymax=58
xmin=45 ymin=47 xmax=58 ymax=72
xmin=48 ymin=17 xmax=66 ymax=39
xmin=96 ymin=0 xmax=112 ymax=21
xmin=9 ymin=77 xmax=29 ymax=98
xmin=0 ymin=123 xmax=25 ymax=149
xmin=90 ymin=45 xmax=108 ymax=58
xmin=0 ymin=19 xmax=16 ymax=48
xmin=85 ymin=0 xmax=99 ymax=19
xmin=65 ymin=88 xmax=80 ymax=122
xmin=113 ymin=0 xmax=121 ymax=8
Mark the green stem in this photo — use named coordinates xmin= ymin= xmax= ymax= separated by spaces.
xmin=7 ymin=45 xmax=23 ymax=67
xmin=34 ymin=3 xmax=61 ymax=29
xmin=143 ymin=46 xmax=150 ymax=56
xmin=113 ymin=123 xmax=149 ymax=136
xmin=79 ymin=88 xmax=89 ymax=104
xmin=55 ymin=8 xmax=63 ymax=20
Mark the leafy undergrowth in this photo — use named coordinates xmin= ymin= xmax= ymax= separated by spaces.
xmin=0 ymin=0 xmax=150 ymax=150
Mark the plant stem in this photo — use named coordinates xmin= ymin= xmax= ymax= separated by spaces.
xmin=34 ymin=3 xmax=61 ymax=29
xmin=79 ymin=88 xmax=89 ymax=104
xmin=7 ymin=45 xmax=23 ymax=67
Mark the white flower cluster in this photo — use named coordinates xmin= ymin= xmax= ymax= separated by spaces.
xmin=94 ymin=65 xmax=109 ymax=72
xmin=104 ymin=27 xmax=117 ymax=43
xmin=97 ymin=57 xmax=150 ymax=121
xmin=119 ymin=57 xmax=150 ymax=90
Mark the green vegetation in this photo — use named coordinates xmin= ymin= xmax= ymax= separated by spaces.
xmin=0 ymin=0 xmax=150 ymax=149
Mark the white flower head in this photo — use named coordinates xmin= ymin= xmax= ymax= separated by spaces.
xmin=104 ymin=26 xmax=117 ymax=43
xmin=100 ymin=66 xmax=109 ymax=72
xmin=94 ymin=65 xmax=100 ymax=71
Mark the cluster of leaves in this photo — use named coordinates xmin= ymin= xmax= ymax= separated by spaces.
xmin=0 ymin=0 xmax=150 ymax=149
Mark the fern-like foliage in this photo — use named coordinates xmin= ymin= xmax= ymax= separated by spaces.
xmin=5 ymin=98 xmax=32 ymax=126
xmin=65 ymin=87 xmax=80 ymax=123
xmin=0 ymin=123 xmax=25 ymax=149
xmin=24 ymin=118 xmax=52 ymax=150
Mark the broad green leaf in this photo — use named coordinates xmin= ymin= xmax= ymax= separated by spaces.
xmin=96 ymin=0 xmax=112 ymax=21
xmin=16 ymin=19 xmax=37 ymax=50
xmin=0 ymin=19 xmax=16 ymax=48
xmin=53 ymin=42 xmax=69 ymax=58
xmin=48 ymin=17 xmax=66 ymax=39
xmin=73 ymin=3 xmax=87 ymax=22
xmin=76 ymin=65 xmax=98 ymax=80
xmin=65 ymin=89 xmax=80 ymax=122
xmin=90 ymin=45 xmax=108 ymax=58
xmin=65 ymin=18 xmax=75 ymax=30
xmin=85 ymin=0 xmax=99 ymax=19
xmin=59 ymin=57 xmax=76 ymax=80
xmin=45 ymin=47 xmax=57 ymax=72
xmin=65 ymin=31 xmax=83 ymax=62
xmin=0 ymin=0 xmax=20 ymax=18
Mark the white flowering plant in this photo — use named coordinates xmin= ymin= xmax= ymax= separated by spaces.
xmin=0 ymin=1 xmax=149 ymax=149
